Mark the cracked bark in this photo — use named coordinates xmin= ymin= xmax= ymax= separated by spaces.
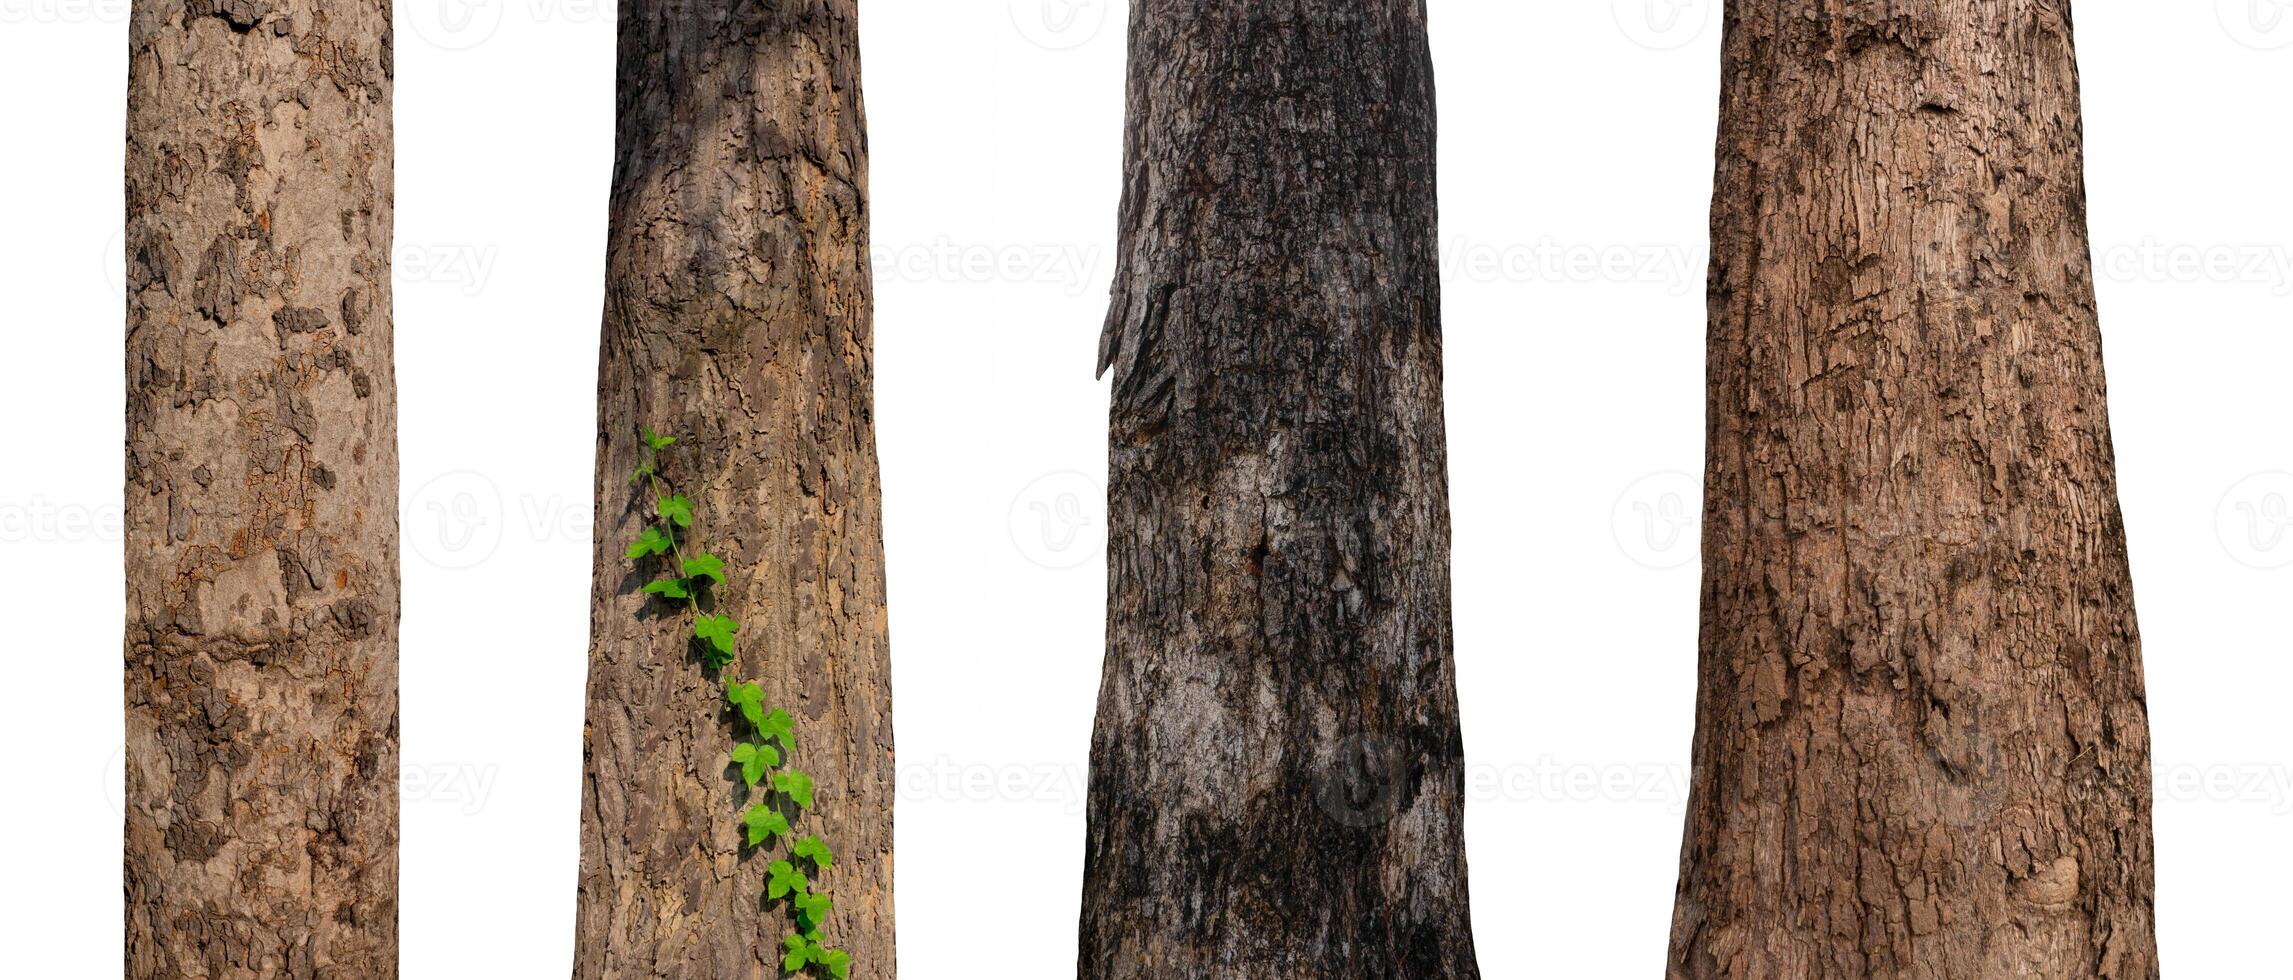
xmin=1669 ymin=3 xmax=2157 ymax=977
xmin=571 ymin=0 xmax=893 ymax=976
xmin=123 ymin=0 xmax=398 ymax=975
xmin=1080 ymin=2 xmax=1479 ymax=977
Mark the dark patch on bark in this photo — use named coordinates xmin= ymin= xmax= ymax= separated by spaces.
xmin=187 ymin=0 xmax=271 ymax=31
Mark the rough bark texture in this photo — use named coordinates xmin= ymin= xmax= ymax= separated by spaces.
xmin=572 ymin=0 xmax=892 ymax=976
xmin=123 ymin=0 xmax=398 ymax=975
xmin=1669 ymin=3 xmax=2156 ymax=977
xmin=1081 ymin=2 xmax=1478 ymax=977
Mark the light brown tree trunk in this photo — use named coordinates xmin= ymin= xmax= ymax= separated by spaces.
xmin=1669 ymin=3 xmax=2157 ymax=977
xmin=123 ymin=0 xmax=399 ymax=975
xmin=571 ymin=1 xmax=893 ymax=976
xmin=1079 ymin=2 xmax=1479 ymax=977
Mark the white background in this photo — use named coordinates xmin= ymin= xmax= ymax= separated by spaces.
xmin=2 ymin=0 xmax=2289 ymax=975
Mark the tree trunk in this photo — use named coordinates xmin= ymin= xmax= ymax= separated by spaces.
xmin=123 ymin=0 xmax=398 ymax=975
xmin=1669 ymin=3 xmax=2157 ymax=977
xmin=1080 ymin=2 xmax=1478 ymax=977
xmin=572 ymin=1 xmax=893 ymax=976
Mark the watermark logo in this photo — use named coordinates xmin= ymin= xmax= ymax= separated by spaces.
xmin=396 ymin=244 xmax=501 ymax=296
xmin=0 ymin=0 xmax=129 ymax=23
xmin=1612 ymin=471 xmax=1699 ymax=570
xmin=2220 ymin=0 xmax=2293 ymax=49
xmin=0 ymin=496 xmax=122 ymax=543
xmin=110 ymin=233 xmax=501 ymax=298
xmin=403 ymin=763 xmax=502 ymax=815
xmin=406 ymin=0 xmax=503 ymax=50
xmin=1441 ymin=237 xmax=1701 ymax=294
xmin=406 ymin=470 xmax=505 ymax=570
xmin=2218 ymin=471 xmax=2293 ymax=569
xmin=871 ymin=239 xmax=1103 ymax=295
xmin=2096 ymin=238 xmax=2293 ymax=294
xmin=900 ymin=757 xmax=1088 ymax=812
xmin=1008 ymin=470 xmax=1103 ymax=570
xmin=1614 ymin=0 xmax=1713 ymax=50
xmin=1009 ymin=0 xmax=1109 ymax=50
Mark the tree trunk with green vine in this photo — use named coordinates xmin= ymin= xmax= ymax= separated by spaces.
xmin=1668 ymin=3 xmax=2158 ymax=977
xmin=1080 ymin=2 xmax=1479 ymax=977
xmin=122 ymin=0 xmax=398 ymax=975
xmin=571 ymin=0 xmax=892 ymax=976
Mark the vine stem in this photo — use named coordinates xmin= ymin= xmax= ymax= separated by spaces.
xmin=636 ymin=428 xmax=847 ymax=977
xmin=641 ymin=440 xmax=708 ymax=632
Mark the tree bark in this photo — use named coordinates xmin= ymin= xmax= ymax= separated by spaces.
xmin=1669 ymin=3 xmax=2157 ymax=977
xmin=123 ymin=0 xmax=398 ymax=975
xmin=572 ymin=0 xmax=893 ymax=976
xmin=1080 ymin=2 xmax=1478 ymax=977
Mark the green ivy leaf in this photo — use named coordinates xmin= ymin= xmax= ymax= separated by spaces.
xmin=682 ymin=552 xmax=726 ymax=585
xmin=694 ymin=614 xmax=739 ymax=658
xmin=743 ymin=805 xmax=789 ymax=848
xmin=725 ymin=680 xmax=765 ymax=728
xmin=774 ymin=769 xmax=816 ymax=811
xmin=767 ymin=859 xmax=808 ymax=900
xmin=630 ymin=459 xmax=654 ymax=486
xmin=820 ymin=947 xmax=850 ymax=979
xmin=658 ymin=495 xmax=694 ymax=528
xmin=641 ymin=577 xmax=692 ymax=600
xmin=625 ymin=526 xmax=672 ymax=560
xmin=729 ymin=743 xmax=755 ymax=786
xmin=781 ymin=934 xmax=812 ymax=971
xmin=730 ymin=742 xmax=778 ymax=788
xmin=642 ymin=426 xmax=676 ymax=451
xmin=792 ymin=835 xmax=834 ymax=871
xmin=759 ymin=707 xmax=796 ymax=750
xmin=793 ymin=890 xmax=833 ymax=933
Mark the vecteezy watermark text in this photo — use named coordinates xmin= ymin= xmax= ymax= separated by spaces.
xmin=2097 ymin=238 xmax=2293 ymax=295
xmin=871 ymin=239 xmax=1103 ymax=295
xmin=1442 ymin=238 xmax=1703 ymax=294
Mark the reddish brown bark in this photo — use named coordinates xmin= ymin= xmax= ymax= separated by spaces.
xmin=1669 ymin=3 xmax=2158 ymax=977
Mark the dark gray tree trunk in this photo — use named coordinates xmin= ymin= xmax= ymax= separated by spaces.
xmin=123 ymin=0 xmax=399 ymax=975
xmin=1080 ymin=2 xmax=1478 ymax=977
xmin=1669 ymin=3 xmax=2158 ymax=977
xmin=572 ymin=0 xmax=894 ymax=975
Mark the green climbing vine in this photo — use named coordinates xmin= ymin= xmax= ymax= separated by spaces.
xmin=628 ymin=426 xmax=852 ymax=979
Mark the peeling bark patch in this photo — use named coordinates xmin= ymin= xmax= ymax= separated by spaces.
xmin=192 ymin=235 xmax=244 ymax=325
xmin=188 ymin=0 xmax=271 ymax=31
xmin=274 ymin=305 xmax=329 ymax=336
